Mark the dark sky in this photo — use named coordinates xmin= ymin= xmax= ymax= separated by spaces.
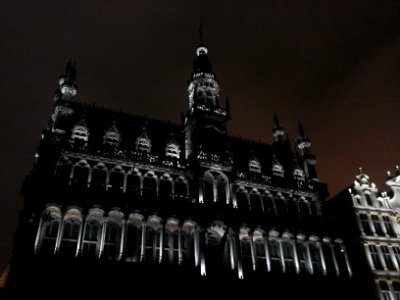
xmin=1 ymin=0 xmax=400 ymax=270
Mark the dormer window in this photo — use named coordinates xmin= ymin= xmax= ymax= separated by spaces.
xmin=104 ymin=125 xmax=120 ymax=147
xmin=249 ymin=159 xmax=261 ymax=174
xmin=272 ymin=162 xmax=284 ymax=178
xmin=71 ymin=125 xmax=89 ymax=142
xmin=294 ymin=169 xmax=305 ymax=181
xmin=165 ymin=143 xmax=180 ymax=159
xmin=136 ymin=137 xmax=151 ymax=152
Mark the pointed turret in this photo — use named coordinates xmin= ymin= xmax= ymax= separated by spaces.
xmin=295 ymin=121 xmax=318 ymax=182
xmin=187 ymin=24 xmax=220 ymax=109
xmin=296 ymin=121 xmax=311 ymax=153
xmin=272 ymin=112 xmax=285 ymax=141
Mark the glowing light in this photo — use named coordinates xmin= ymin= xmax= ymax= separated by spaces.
xmin=200 ymin=257 xmax=206 ymax=276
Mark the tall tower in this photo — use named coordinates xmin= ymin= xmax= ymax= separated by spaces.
xmin=184 ymin=26 xmax=230 ymax=161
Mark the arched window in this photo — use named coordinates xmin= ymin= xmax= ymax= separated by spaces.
xmin=216 ymin=174 xmax=228 ymax=203
xmin=206 ymin=222 xmax=226 ymax=267
xmin=203 ymin=172 xmax=214 ymax=203
xmin=371 ymin=215 xmax=384 ymax=236
xmin=163 ymin=218 xmax=181 ymax=265
xmin=359 ymin=214 xmax=373 ymax=235
xmin=379 ymin=281 xmax=391 ymax=300
xmin=36 ymin=205 xmax=61 ymax=255
xmin=297 ymin=242 xmax=309 ymax=273
xmin=159 ymin=175 xmax=173 ymax=201
xmin=102 ymin=210 xmax=124 ymax=261
xmin=182 ymin=220 xmax=197 ymax=266
xmin=282 ymin=241 xmax=295 ymax=273
xmin=334 ymin=243 xmax=349 ymax=276
xmin=383 ymin=216 xmax=396 ymax=237
xmin=59 ymin=208 xmax=82 ymax=256
xmin=392 ymin=281 xmax=400 ymax=300
xmin=240 ymin=236 xmax=253 ymax=273
xmin=103 ymin=222 xmax=121 ymax=260
xmin=269 ymin=239 xmax=282 ymax=272
xmin=126 ymin=170 xmax=141 ymax=196
xmin=81 ymin=208 xmax=104 ymax=258
xmin=262 ymin=194 xmax=275 ymax=216
xmin=108 ymin=167 xmax=124 ymax=193
xmin=249 ymin=190 xmax=262 ymax=212
xmin=125 ymin=213 xmax=143 ymax=262
xmin=175 ymin=177 xmax=188 ymax=201
xmin=253 ymin=234 xmax=267 ymax=271
xmin=309 ymin=243 xmax=322 ymax=275
xmin=91 ymin=164 xmax=108 ymax=191
xmin=322 ymin=242 xmax=336 ymax=276
xmin=71 ymin=161 xmax=89 ymax=188
xmin=143 ymin=172 xmax=157 ymax=200
xmin=236 ymin=187 xmax=249 ymax=210
xmin=144 ymin=215 xmax=162 ymax=263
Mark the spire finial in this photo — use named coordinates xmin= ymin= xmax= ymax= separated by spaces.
xmin=199 ymin=22 xmax=203 ymax=46
xmin=358 ymin=167 xmax=363 ymax=174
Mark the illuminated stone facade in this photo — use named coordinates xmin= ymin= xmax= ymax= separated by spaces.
xmin=5 ymin=38 xmax=363 ymax=298
xmin=327 ymin=169 xmax=400 ymax=300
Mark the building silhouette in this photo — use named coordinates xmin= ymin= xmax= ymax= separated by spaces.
xmin=3 ymin=34 xmax=369 ymax=298
xmin=327 ymin=168 xmax=400 ymax=300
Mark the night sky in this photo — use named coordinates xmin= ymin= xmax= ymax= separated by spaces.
xmin=1 ymin=0 xmax=400 ymax=270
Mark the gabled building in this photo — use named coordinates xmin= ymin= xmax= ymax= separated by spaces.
xmin=4 ymin=33 xmax=359 ymax=298
xmin=327 ymin=168 xmax=400 ymax=300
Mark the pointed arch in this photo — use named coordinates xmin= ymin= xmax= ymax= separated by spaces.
xmin=262 ymin=192 xmax=276 ymax=216
xmin=59 ymin=207 xmax=83 ymax=257
xmin=203 ymin=171 xmax=214 ymax=203
xmin=126 ymin=168 xmax=142 ymax=196
xmin=81 ymin=207 xmax=104 ymax=258
xmin=249 ymin=189 xmax=262 ymax=212
xmin=35 ymin=204 xmax=62 ymax=255
xmin=71 ymin=160 xmax=90 ymax=188
xmin=90 ymin=163 xmax=108 ymax=191
xmin=144 ymin=215 xmax=163 ymax=263
xmin=125 ymin=212 xmax=144 ymax=262
xmin=143 ymin=171 xmax=158 ymax=200
xmin=102 ymin=209 xmax=124 ymax=260
xmin=163 ymin=218 xmax=181 ymax=264
xmin=108 ymin=166 xmax=125 ymax=193
xmin=236 ymin=186 xmax=249 ymax=210
xmin=175 ymin=176 xmax=189 ymax=201
xmin=159 ymin=173 xmax=173 ymax=201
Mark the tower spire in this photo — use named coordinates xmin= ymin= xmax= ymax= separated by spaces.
xmin=272 ymin=112 xmax=285 ymax=141
xmin=57 ymin=60 xmax=78 ymax=101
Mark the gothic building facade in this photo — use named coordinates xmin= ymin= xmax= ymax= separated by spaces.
xmin=327 ymin=169 xmax=400 ymax=300
xmin=4 ymin=38 xmax=362 ymax=298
